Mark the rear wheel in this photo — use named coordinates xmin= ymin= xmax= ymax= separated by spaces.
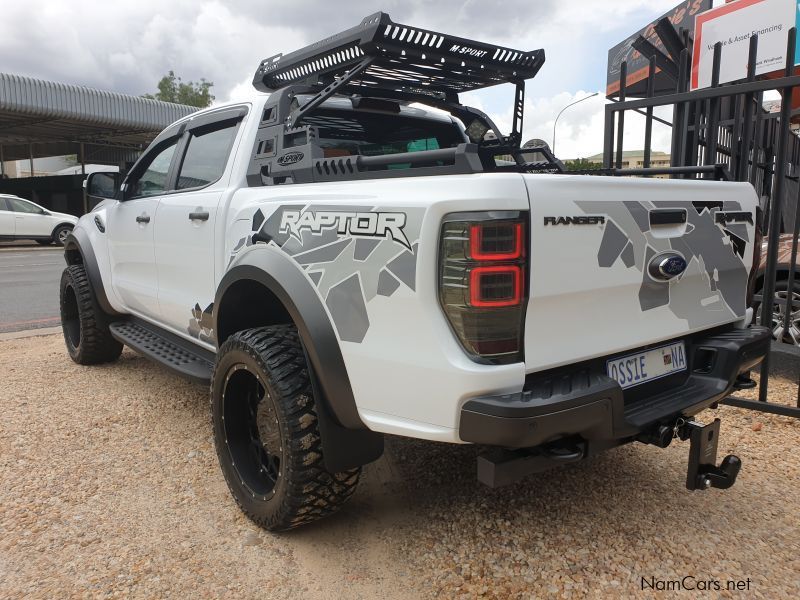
xmin=60 ymin=264 xmax=123 ymax=364
xmin=211 ymin=325 xmax=360 ymax=531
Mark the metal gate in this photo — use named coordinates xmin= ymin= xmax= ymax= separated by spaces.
xmin=601 ymin=26 xmax=800 ymax=418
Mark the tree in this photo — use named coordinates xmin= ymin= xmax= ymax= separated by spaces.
xmin=563 ymin=157 xmax=603 ymax=172
xmin=142 ymin=71 xmax=214 ymax=108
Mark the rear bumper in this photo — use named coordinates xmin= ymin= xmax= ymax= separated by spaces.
xmin=459 ymin=326 xmax=770 ymax=448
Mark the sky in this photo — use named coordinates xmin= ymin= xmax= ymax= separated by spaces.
xmin=0 ymin=0 xmax=700 ymax=159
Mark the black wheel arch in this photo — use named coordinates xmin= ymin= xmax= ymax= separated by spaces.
xmin=63 ymin=228 xmax=121 ymax=316
xmin=214 ymin=247 xmax=384 ymax=471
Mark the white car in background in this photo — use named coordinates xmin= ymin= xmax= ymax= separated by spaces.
xmin=0 ymin=194 xmax=78 ymax=246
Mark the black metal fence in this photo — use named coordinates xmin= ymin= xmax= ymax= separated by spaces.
xmin=602 ymin=28 xmax=800 ymax=418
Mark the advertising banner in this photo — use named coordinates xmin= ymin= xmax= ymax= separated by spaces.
xmin=691 ymin=0 xmax=798 ymax=90
xmin=606 ymin=0 xmax=711 ymax=98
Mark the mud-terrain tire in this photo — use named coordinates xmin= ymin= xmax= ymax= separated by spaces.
xmin=59 ymin=265 xmax=123 ymax=364
xmin=211 ymin=325 xmax=360 ymax=531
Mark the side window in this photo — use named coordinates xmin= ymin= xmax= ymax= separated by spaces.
xmin=176 ymin=123 xmax=238 ymax=190
xmin=127 ymin=140 xmax=178 ymax=199
xmin=8 ymin=198 xmax=42 ymax=214
xmin=0 ymin=198 xmax=8 ymax=211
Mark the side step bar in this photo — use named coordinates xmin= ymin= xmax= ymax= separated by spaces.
xmin=109 ymin=319 xmax=215 ymax=384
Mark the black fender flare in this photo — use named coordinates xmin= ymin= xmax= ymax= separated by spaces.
xmin=214 ymin=247 xmax=384 ymax=471
xmin=63 ymin=228 xmax=122 ymax=317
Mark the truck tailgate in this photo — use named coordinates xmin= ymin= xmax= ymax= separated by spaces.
xmin=522 ymin=175 xmax=758 ymax=373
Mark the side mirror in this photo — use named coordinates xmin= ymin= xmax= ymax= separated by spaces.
xmin=84 ymin=172 xmax=120 ymax=200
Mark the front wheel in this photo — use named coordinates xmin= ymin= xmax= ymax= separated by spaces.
xmin=60 ymin=265 xmax=123 ymax=364
xmin=211 ymin=325 xmax=360 ymax=531
xmin=53 ymin=225 xmax=73 ymax=247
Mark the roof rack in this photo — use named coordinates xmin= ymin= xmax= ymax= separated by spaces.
xmin=252 ymin=12 xmax=545 ymax=100
xmin=246 ymin=13 xmax=555 ymax=187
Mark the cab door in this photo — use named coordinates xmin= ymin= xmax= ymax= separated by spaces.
xmin=6 ymin=197 xmax=51 ymax=237
xmin=106 ymin=136 xmax=181 ymax=316
xmin=154 ymin=107 xmax=246 ymax=341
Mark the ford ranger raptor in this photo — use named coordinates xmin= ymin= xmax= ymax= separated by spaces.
xmin=62 ymin=13 xmax=770 ymax=530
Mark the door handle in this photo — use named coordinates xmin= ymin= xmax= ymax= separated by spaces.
xmin=189 ymin=211 xmax=210 ymax=221
xmin=649 ymin=209 xmax=687 ymax=226
xmin=136 ymin=215 xmax=150 ymax=224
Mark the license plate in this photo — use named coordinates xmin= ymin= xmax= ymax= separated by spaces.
xmin=606 ymin=341 xmax=687 ymax=390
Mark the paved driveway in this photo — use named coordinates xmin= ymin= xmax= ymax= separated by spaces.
xmin=0 ymin=244 xmax=63 ymax=333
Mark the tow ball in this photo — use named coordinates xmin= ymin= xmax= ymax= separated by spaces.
xmin=678 ymin=419 xmax=742 ymax=491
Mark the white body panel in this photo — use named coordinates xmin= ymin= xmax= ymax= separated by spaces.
xmin=154 ymin=189 xmax=221 ymax=334
xmin=106 ymin=197 xmax=160 ymax=315
xmin=0 ymin=205 xmax=14 ymax=236
xmin=224 ymin=174 xmax=530 ymax=440
xmin=14 ymin=211 xmax=52 ymax=236
xmin=522 ymin=175 xmax=757 ymax=373
xmin=80 ymin=96 xmax=760 ymax=444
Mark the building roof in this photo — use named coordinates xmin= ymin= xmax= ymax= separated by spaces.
xmin=0 ymin=72 xmax=198 ymax=164
xmin=583 ymin=150 xmax=670 ymax=161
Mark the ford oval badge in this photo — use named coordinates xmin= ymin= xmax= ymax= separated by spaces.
xmin=648 ymin=252 xmax=687 ymax=281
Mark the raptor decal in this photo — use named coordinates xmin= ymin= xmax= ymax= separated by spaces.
xmin=229 ymin=204 xmax=425 ymax=343
xmin=278 ymin=209 xmax=412 ymax=250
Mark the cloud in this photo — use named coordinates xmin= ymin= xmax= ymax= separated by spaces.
xmin=2 ymin=0 xmax=681 ymax=99
xmin=1 ymin=0 xmax=679 ymax=160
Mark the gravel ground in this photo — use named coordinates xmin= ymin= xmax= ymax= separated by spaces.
xmin=1 ymin=334 xmax=799 ymax=599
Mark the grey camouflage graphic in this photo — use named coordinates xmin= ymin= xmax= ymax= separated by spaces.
xmin=577 ymin=199 xmax=751 ymax=328
xmin=188 ymin=302 xmax=215 ymax=343
xmin=231 ymin=204 xmax=424 ymax=343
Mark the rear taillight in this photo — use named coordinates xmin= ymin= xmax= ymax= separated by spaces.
xmin=439 ymin=212 xmax=528 ymax=364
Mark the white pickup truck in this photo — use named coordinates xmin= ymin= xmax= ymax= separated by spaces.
xmin=64 ymin=13 xmax=769 ymax=530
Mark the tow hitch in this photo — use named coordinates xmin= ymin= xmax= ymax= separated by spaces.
xmin=679 ymin=419 xmax=742 ymax=491
xmin=476 ymin=440 xmax=586 ymax=488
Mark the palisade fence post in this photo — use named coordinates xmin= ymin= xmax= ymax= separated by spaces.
xmin=704 ymin=42 xmax=722 ymax=177
xmin=615 ymin=61 xmax=627 ymax=169
xmin=750 ymin=90 xmax=765 ymax=189
xmin=690 ymin=91 xmax=703 ymax=175
xmin=757 ymin=27 xmax=797 ymax=403
xmin=603 ymin=106 xmax=615 ymax=169
xmin=671 ymin=49 xmax=690 ymax=171
xmin=783 ymin=180 xmax=800 ymax=386
xmin=643 ymin=55 xmax=656 ymax=170
xmin=737 ymin=35 xmax=760 ymax=182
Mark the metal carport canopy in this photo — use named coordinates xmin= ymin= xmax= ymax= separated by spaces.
xmin=0 ymin=72 xmax=198 ymax=165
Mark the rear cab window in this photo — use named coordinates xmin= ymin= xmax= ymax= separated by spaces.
xmin=176 ymin=123 xmax=239 ymax=190
xmin=302 ymin=109 xmax=465 ymax=168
